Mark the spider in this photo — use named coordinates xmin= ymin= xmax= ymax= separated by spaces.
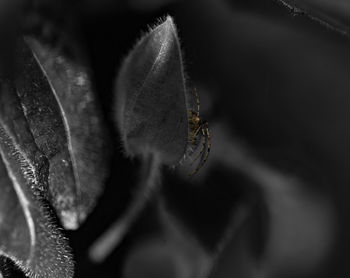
xmin=188 ymin=87 xmax=211 ymax=176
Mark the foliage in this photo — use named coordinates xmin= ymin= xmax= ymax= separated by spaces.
xmin=0 ymin=0 xmax=349 ymax=277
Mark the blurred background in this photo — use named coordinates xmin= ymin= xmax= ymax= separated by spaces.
xmin=7 ymin=0 xmax=350 ymax=277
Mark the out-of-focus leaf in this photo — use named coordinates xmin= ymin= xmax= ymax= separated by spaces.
xmin=12 ymin=38 xmax=109 ymax=230
xmin=208 ymin=124 xmax=335 ymax=278
xmin=21 ymin=0 xmax=82 ymax=59
xmin=115 ymin=15 xmax=189 ymax=166
xmin=275 ymin=0 xmax=350 ymax=36
xmin=0 ymin=84 xmax=73 ymax=277
xmin=122 ymin=199 xmax=211 ymax=278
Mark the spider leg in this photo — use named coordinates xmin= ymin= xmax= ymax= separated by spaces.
xmin=189 ymin=125 xmax=202 ymax=145
xmin=193 ymin=125 xmax=202 ymax=137
xmin=190 ymin=127 xmax=206 ymax=166
xmin=194 ymin=87 xmax=200 ymax=115
xmin=199 ymin=122 xmax=211 ymax=168
xmin=189 ymin=122 xmax=210 ymax=176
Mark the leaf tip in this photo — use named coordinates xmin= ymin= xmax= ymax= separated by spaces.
xmin=152 ymin=15 xmax=179 ymax=46
xmin=163 ymin=15 xmax=176 ymax=30
xmin=60 ymin=210 xmax=80 ymax=230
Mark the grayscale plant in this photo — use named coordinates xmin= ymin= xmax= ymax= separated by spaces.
xmin=0 ymin=1 xmax=348 ymax=278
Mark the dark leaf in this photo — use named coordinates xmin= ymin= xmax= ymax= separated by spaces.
xmin=12 ymin=38 xmax=109 ymax=230
xmin=0 ymin=82 xmax=73 ymax=277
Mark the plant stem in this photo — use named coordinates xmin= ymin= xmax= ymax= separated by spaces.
xmin=89 ymin=152 xmax=161 ymax=263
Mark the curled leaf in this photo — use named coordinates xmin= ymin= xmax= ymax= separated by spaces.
xmin=13 ymin=38 xmax=109 ymax=229
xmin=115 ymin=15 xmax=189 ymax=165
xmin=0 ymin=87 xmax=73 ymax=277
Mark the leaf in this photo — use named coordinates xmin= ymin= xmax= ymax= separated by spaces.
xmin=122 ymin=198 xmax=212 ymax=278
xmin=12 ymin=38 xmax=110 ymax=230
xmin=207 ymin=124 xmax=334 ymax=278
xmin=90 ymin=16 xmax=190 ymax=262
xmin=0 ymin=82 xmax=73 ymax=278
xmin=115 ymin=15 xmax=189 ymax=166
xmin=0 ymin=79 xmax=48 ymax=196
xmin=275 ymin=0 xmax=350 ymax=36
xmin=158 ymin=199 xmax=213 ymax=278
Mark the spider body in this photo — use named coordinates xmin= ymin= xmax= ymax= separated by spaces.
xmin=188 ymin=88 xmax=211 ymax=176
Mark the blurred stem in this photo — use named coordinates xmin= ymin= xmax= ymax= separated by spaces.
xmin=89 ymin=152 xmax=162 ymax=263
